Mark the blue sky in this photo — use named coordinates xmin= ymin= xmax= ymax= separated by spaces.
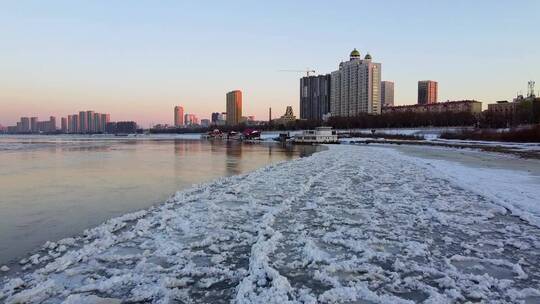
xmin=0 ymin=0 xmax=539 ymax=126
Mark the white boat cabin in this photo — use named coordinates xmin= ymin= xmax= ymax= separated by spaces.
xmin=294 ymin=127 xmax=339 ymax=144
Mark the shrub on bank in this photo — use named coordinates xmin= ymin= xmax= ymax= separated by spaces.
xmin=440 ymin=124 xmax=540 ymax=143
xmin=343 ymin=132 xmax=424 ymax=140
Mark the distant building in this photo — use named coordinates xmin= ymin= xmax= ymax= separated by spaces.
xmin=211 ymin=112 xmax=226 ymax=126
xmin=68 ymin=114 xmax=80 ymax=133
xmin=101 ymin=114 xmax=110 ymax=132
xmin=105 ymin=122 xmax=117 ymax=134
xmin=68 ymin=115 xmax=75 ymax=133
xmin=174 ymin=106 xmax=184 ymax=127
xmin=300 ymin=74 xmax=331 ymax=120
xmin=115 ymin=121 xmax=138 ymax=134
xmin=49 ymin=116 xmax=56 ymax=131
xmin=331 ymin=49 xmax=382 ymax=117
xmin=534 ymin=98 xmax=540 ymax=122
xmin=381 ymin=81 xmax=395 ymax=107
xmin=79 ymin=111 xmax=87 ymax=133
xmin=61 ymin=117 xmax=68 ymax=133
xmin=20 ymin=117 xmax=30 ymax=133
xmin=418 ymin=80 xmax=438 ymax=105
xmin=93 ymin=113 xmax=102 ymax=133
xmin=86 ymin=111 xmax=95 ymax=132
xmin=226 ymin=90 xmax=242 ymax=126
xmin=488 ymin=91 xmax=539 ymax=117
xmin=487 ymin=100 xmax=517 ymax=116
xmin=211 ymin=112 xmax=220 ymax=123
xmin=273 ymin=106 xmax=297 ymax=126
xmin=184 ymin=114 xmax=198 ymax=126
xmin=31 ymin=116 xmax=56 ymax=133
xmin=383 ymin=100 xmax=481 ymax=115
xmin=30 ymin=117 xmax=38 ymax=133
xmin=200 ymin=119 xmax=210 ymax=127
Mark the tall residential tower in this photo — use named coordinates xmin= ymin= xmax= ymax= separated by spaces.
xmin=330 ymin=49 xmax=382 ymax=117
xmin=174 ymin=106 xmax=184 ymax=127
xmin=300 ymin=74 xmax=331 ymax=120
xmin=418 ymin=80 xmax=438 ymax=105
xmin=226 ymin=90 xmax=242 ymax=126
xmin=381 ymin=81 xmax=395 ymax=107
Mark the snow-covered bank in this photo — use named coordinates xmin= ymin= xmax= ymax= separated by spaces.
xmin=384 ymin=147 xmax=540 ymax=228
xmin=2 ymin=145 xmax=540 ymax=303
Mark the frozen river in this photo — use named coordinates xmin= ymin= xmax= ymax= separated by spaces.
xmin=1 ymin=144 xmax=539 ymax=303
xmin=0 ymin=135 xmax=322 ymax=266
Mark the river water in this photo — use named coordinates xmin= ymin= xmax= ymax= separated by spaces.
xmin=0 ymin=135 xmax=322 ymax=265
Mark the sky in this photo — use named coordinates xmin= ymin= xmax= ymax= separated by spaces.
xmin=0 ymin=0 xmax=539 ymax=128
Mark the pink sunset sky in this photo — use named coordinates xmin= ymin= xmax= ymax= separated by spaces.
xmin=1 ymin=1 xmax=539 ymax=128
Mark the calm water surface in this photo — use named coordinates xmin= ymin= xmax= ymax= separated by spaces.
xmin=0 ymin=135 xmax=323 ymax=265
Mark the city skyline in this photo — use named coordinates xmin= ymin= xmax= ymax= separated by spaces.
xmin=1 ymin=1 xmax=539 ymax=127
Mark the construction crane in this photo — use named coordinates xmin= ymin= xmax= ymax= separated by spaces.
xmin=278 ymin=68 xmax=316 ymax=77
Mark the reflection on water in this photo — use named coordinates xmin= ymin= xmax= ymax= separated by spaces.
xmin=0 ymin=136 xmax=324 ymax=264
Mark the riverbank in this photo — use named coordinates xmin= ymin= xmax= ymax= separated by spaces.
xmin=440 ymin=125 xmax=540 ymax=143
xmin=2 ymin=145 xmax=539 ymax=303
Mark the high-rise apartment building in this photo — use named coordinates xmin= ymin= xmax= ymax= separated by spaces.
xmin=67 ymin=115 xmax=74 ymax=133
xmin=86 ymin=111 xmax=94 ymax=133
xmin=61 ymin=117 xmax=68 ymax=133
xmin=211 ymin=112 xmax=225 ymax=126
xmin=381 ymin=81 xmax=395 ymax=107
xmin=30 ymin=117 xmax=38 ymax=133
xmin=300 ymin=74 xmax=331 ymax=120
xmin=20 ymin=117 xmax=30 ymax=132
xmin=418 ymin=80 xmax=438 ymax=105
xmin=101 ymin=114 xmax=110 ymax=132
xmin=226 ymin=90 xmax=242 ymax=126
xmin=68 ymin=114 xmax=79 ymax=133
xmin=93 ymin=113 xmax=101 ymax=133
xmin=184 ymin=114 xmax=198 ymax=126
xmin=174 ymin=106 xmax=184 ymax=127
xmin=211 ymin=112 xmax=220 ymax=123
xmin=49 ymin=116 xmax=56 ymax=132
xmin=79 ymin=111 xmax=87 ymax=133
xmin=330 ymin=49 xmax=382 ymax=116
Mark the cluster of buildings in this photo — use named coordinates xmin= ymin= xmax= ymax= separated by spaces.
xmin=173 ymin=106 xmax=204 ymax=128
xmin=300 ymin=49 xmax=385 ymax=120
xmin=299 ymin=49 xmax=485 ymax=120
xmin=163 ymin=90 xmax=262 ymax=130
xmin=487 ymin=81 xmax=538 ymax=116
xmin=382 ymin=100 xmax=482 ymax=115
xmin=5 ymin=111 xmax=138 ymax=134
xmin=4 ymin=49 xmax=536 ymax=134
xmin=64 ymin=111 xmax=111 ymax=133
xmin=6 ymin=116 xmax=58 ymax=134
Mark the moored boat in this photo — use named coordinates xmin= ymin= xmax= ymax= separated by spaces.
xmin=293 ymin=127 xmax=339 ymax=144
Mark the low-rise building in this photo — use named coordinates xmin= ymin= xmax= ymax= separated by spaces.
xmin=111 ymin=121 xmax=138 ymax=134
xmin=273 ymin=106 xmax=297 ymax=126
xmin=487 ymin=100 xmax=517 ymax=116
xmin=200 ymin=119 xmax=210 ymax=127
xmin=383 ymin=100 xmax=482 ymax=115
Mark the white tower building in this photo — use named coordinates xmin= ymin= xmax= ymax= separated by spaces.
xmin=330 ymin=49 xmax=381 ymax=116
